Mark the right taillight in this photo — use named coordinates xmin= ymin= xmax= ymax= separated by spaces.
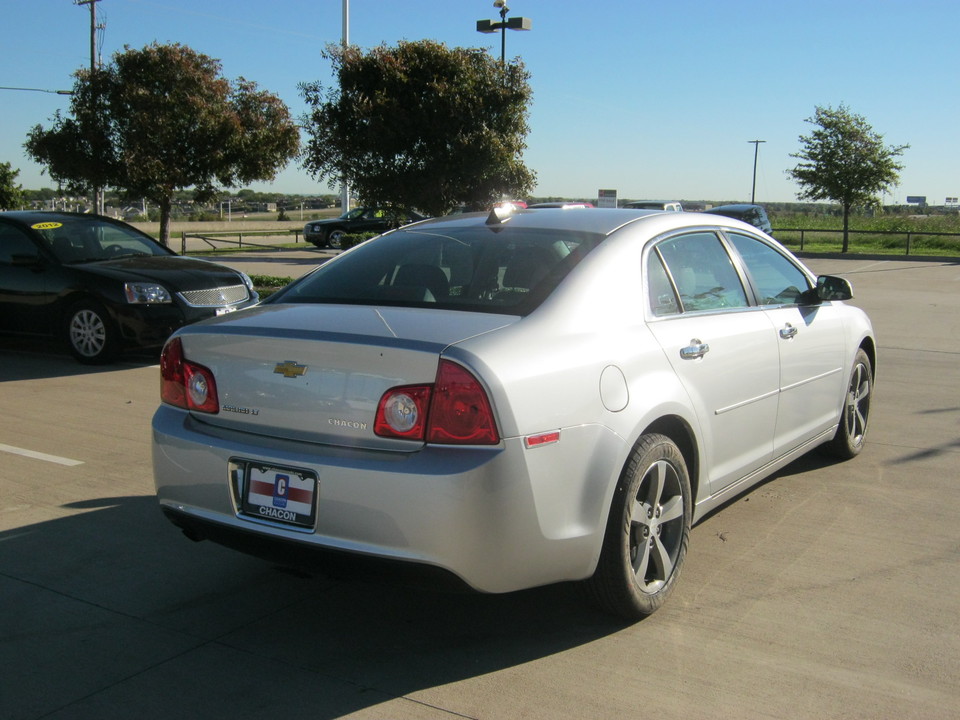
xmin=374 ymin=360 xmax=499 ymax=445
xmin=160 ymin=337 xmax=219 ymax=414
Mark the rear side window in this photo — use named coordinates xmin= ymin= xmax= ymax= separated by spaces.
xmin=727 ymin=233 xmax=810 ymax=305
xmin=272 ymin=226 xmax=604 ymax=315
xmin=653 ymin=232 xmax=748 ymax=312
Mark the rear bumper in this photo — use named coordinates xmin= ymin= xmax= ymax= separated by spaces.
xmin=161 ymin=506 xmax=474 ymax=592
xmin=152 ymin=405 xmax=619 ymax=593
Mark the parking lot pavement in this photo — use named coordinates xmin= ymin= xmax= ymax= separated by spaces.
xmin=0 ymin=257 xmax=958 ymax=719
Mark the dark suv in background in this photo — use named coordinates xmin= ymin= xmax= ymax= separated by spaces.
xmin=705 ymin=204 xmax=773 ymax=235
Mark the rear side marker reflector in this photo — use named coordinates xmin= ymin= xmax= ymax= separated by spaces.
xmin=525 ymin=431 xmax=560 ymax=448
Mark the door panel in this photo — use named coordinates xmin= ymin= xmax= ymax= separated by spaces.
xmin=764 ymin=305 xmax=846 ymax=454
xmin=724 ymin=231 xmax=848 ymax=455
xmin=648 ymin=311 xmax=780 ymax=493
xmin=648 ymin=232 xmax=779 ymax=494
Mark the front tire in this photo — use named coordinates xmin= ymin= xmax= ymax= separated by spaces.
xmin=326 ymin=229 xmax=346 ymax=249
xmin=586 ymin=433 xmax=691 ymax=619
xmin=825 ymin=348 xmax=872 ymax=459
xmin=64 ymin=300 xmax=119 ymax=364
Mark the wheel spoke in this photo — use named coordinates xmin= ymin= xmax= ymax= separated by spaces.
xmin=631 ymin=519 xmax=652 ymax=581
xmin=646 ymin=460 xmax=668 ymax=505
xmin=649 ymin=535 xmax=674 ymax=583
xmin=659 ymin=494 xmax=683 ymax=523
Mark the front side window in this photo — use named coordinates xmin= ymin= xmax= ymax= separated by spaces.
xmin=655 ymin=232 xmax=748 ymax=312
xmin=727 ymin=232 xmax=811 ymax=305
xmin=0 ymin=223 xmax=39 ymax=264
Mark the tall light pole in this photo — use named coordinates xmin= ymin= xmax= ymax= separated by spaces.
xmin=748 ymin=139 xmax=766 ymax=204
xmin=340 ymin=0 xmax=350 ymax=214
xmin=476 ymin=1 xmax=531 ymax=65
xmin=75 ymin=0 xmax=104 ymax=215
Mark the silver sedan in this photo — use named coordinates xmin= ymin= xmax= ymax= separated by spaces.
xmin=152 ymin=207 xmax=875 ymax=619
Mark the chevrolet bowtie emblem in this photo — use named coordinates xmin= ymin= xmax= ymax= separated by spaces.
xmin=273 ymin=361 xmax=308 ymax=378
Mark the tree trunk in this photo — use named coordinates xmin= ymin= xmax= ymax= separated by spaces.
xmin=158 ymin=195 xmax=172 ymax=247
xmin=842 ymin=202 xmax=851 ymax=253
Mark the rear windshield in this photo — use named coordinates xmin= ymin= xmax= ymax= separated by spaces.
xmin=270 ymin=225 xmax=604 ymax=315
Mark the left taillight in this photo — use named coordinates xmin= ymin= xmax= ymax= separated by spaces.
xmin=160 ymin=337 xmax=219 ymax=414
xmin=374 ymin=360 xmax=499 ymax=445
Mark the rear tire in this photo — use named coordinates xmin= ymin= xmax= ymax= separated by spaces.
xmin=585 ymin=433 xmax=691 ymax=619
xmin=64 ymin=300 xmax=119 ymax=364
xmin=825 ymin=348 xmax=872 ymax=459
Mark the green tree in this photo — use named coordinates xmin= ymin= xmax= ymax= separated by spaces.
xmin=0 ymin=162 xmax=25 ymax=210
xmin=25 ymin=42 xmax=300 ymax=244
xmin=788 ymin=104 xmax=908 ymax=252
xmin=300 ymin=40 xmax=535 ymax=216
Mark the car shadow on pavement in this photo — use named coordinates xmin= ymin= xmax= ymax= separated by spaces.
xmin=1 ymin=339 xmax=160 ymax=380
xmin=0 ymin=493 xmax=629 ymax=718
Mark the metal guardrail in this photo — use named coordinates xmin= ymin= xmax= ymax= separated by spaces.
xmin=179 ymin=229 xmax=303 ymax=254
xmin=774 ymin=227 xmax=960 ymax=256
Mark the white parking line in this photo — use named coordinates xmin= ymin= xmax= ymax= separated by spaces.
xmin=0 ymin=443 xmax=84 ymax=466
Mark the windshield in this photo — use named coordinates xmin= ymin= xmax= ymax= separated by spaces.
xmin=270 ymin=225 xmax=604 ymax=315
xmin=34 ymin=217 xmax=171 ymax=264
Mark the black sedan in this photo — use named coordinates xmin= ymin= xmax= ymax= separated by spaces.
xmin=0 ymin=211 xmax=259 ymax=363
xmin=303 ymin=207 xmax=428 ymax=248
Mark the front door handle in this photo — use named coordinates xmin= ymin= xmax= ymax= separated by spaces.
xmin=680 ymin=338 xmax=710 ymax=359
xmin=780 ymin=323 xmax=798 ymax=340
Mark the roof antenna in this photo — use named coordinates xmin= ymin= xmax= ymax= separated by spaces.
xmin=486 ymin=205 xmax=514 ymax=226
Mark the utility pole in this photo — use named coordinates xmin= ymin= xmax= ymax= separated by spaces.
xmin=75 ymin=0 xmax=104 ymax=215
xmin=748 ymin=139 xmax=766 ymax=204
xmin=339 ymin=0 xmax=350 ymax=214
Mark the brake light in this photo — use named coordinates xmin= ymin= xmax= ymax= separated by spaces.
xmin=427 ymin=361 xmax=499 ymax=444
xmin=374 ymin=360 xmax=499 ymax=445
xmin=160 ymin=337 xmax=219 ymax=413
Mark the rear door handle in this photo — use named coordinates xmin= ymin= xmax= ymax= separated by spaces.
xmin=780 ymin=323 xmax=798 ymax=340
xmin=680 ymin=339 xmax=710 ymax=359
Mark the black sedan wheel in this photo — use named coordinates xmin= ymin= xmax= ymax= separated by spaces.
xmin=586 ymin=433 xmax=691 ymax=619
xmin=65 ymin=300 xmax=119 ymax=364
xmin=327 ymin=229 xmax=346 ymax=249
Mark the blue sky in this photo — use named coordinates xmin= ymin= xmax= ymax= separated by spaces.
xmin=3 ymin=0 xmax=957 ymax=204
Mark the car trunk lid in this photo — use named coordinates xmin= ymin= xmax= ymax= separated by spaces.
xmin=175 ymin=304 xmax=515 ymax=450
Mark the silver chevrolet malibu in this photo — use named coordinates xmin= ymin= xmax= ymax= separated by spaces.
xmin=152 ymin=207 xmax=875 ymax=619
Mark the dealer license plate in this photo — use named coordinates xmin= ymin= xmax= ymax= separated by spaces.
xmin=239 ymin=462 xmax=318 ymax=529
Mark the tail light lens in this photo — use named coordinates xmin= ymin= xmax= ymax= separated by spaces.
xmin=160 ymin=337 xmax=219 ymax=414
xmin=375 ymin=360 xmax=499 ymax=445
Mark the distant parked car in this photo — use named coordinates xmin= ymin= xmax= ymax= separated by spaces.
xmin=0 ymin=211 xmax=258 ymax=363
xmin=494 ymin=200 xmax=528 ymax=211
xmin=623 ymin=201 xmax=684 ymax=212
xmin=303 ymin=207 xmax=428 ymax=249
xmin=528 ymin=201 xmax=594 ymax=208
xmin=706 ymin=204 xmax=773 ymax=235
xmin=153 ymin=207 xmax=875 ymax=620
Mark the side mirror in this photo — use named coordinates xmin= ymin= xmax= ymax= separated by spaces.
xmin=10 ymin=253 xmax=42 ymax=268
xmin=816 ymin=274 xmax=854 ymax=301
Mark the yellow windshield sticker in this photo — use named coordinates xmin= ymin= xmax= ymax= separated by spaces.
xmin=31 ymin=222 xmax=63 ymax=230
